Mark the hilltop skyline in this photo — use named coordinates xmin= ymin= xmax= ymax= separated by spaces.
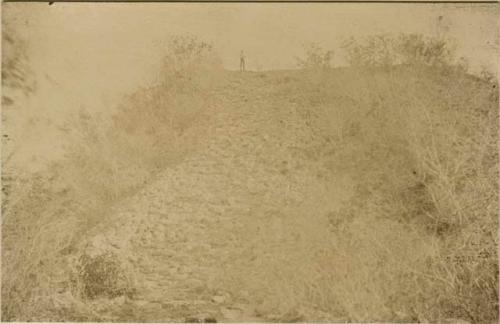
xmin=3 ymin=3 xmax=498 ymax=150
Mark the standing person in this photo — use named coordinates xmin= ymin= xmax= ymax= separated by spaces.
xmin=240 ymin=50 xmax=246 ymax=72
xmin=436 ymin=15 xmax=449 ymax=40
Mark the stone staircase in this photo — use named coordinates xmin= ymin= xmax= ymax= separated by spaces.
xmin=76 ymin=73 xmax=353 ymax=321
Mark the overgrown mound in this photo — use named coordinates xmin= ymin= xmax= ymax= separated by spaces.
xmin=2 ymin=33 xmax=498 ymax=323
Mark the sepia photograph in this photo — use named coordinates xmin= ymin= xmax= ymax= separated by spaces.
xmin=1 ymin=2 xmax=499 ymax=323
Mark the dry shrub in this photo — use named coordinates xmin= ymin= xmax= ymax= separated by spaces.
xmin=1 ymin=167 xmax=82 ymax=320
xmin=296 ymin=42 xmax=334 ymax=70
xmin=342 ymin=33 xmax=456 ymax=68
xmin=160 ymin=35 xmax=222 ymax=88
xmin=112 ymin=36 xmax=222 ymax=169
xmin=74 ymin=251 xmax=133 ymax=300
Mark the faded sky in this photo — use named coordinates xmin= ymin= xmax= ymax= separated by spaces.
xmin=4 ymin=3 xmax=499 ymax=99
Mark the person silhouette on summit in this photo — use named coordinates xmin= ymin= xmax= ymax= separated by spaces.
xmin=240 ymin=50 xmax=246 ymax=72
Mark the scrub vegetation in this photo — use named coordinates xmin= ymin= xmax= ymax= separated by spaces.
xmin=2 ymin=33 xmax=498 ymax=322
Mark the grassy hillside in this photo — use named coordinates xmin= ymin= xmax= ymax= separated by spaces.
xmin=252 ymin=66 xmax=498 ymax=322
xmin=2 ymin=63 xmax=498 ymax=322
